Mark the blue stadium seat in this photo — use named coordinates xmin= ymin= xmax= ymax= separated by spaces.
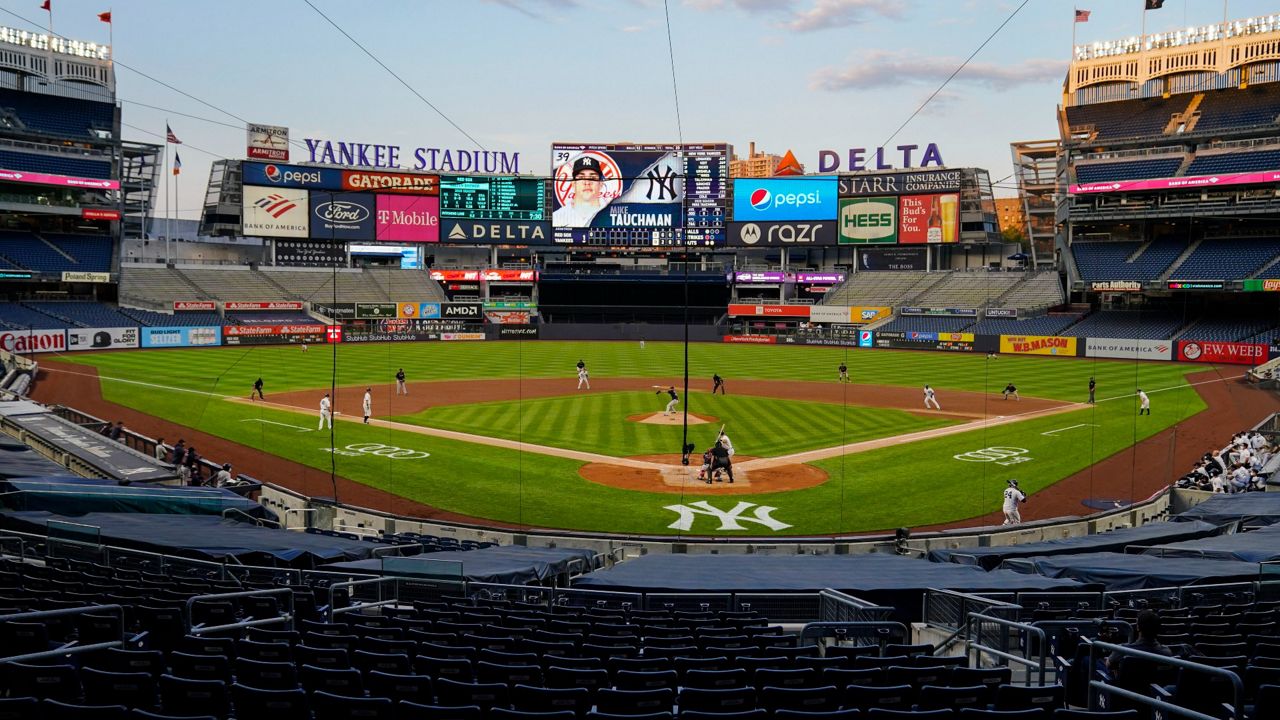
xmin=0 ymin=87 xmax=113 ymax=139
xmin=1186 ymin=149 xmax=1280 ymax=176
xmin=0 ymin=149 xmax=111 ymax=179
xmin=1169 ymin=238 xmax=1280 ymax=281
xmin=1075 ymin=158 xmax=1182 ymax=183
xmin=1065 ymin=95 xmax=1191 ymax=141
xmin=1194 ymin=86 xmax=1280 ymax=133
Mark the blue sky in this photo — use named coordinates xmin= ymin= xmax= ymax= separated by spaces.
xmin=4 ymin=0 xmax=1274 ymax=217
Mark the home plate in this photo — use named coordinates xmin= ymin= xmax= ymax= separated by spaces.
xmin=658 ymin=464 xmax=752 ymax=488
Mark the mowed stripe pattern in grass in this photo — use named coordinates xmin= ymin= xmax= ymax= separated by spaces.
xmin=403 ymin=391 xmax=957 ymax=458
xmin=61 ymin=340 xmax=1205 ymax=403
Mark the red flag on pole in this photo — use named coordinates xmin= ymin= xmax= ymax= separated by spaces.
xmin=39 ymin=1 xmax=50 ymax=11
xmin=98 ymin=11 xmax=111 ymax=23
xmin=1075 ymin=9 xmax=1091 ymax=22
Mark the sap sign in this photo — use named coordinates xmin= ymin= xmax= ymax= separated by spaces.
xmin=838 ymin=197 xmax=897 ymax=244
xmin=732 ymin=178 xmax=836 ymax=222
xmin=243 ymin=162 xmax=342 ymax=190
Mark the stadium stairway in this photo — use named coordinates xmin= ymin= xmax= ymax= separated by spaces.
xmin=1157 ymin=240 xmax=1204 ymax=282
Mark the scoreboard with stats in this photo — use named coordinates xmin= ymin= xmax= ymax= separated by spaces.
xmin=549 ymin=142 xmax=729 ymax=247
xmin=439 ymin=175 xmax=546 ymax=221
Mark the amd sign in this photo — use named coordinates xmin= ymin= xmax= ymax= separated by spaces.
xmin=441 ymin=303 xmax=483 ymax=321
xmin=727 ymin=221 xmax=837 ymax=247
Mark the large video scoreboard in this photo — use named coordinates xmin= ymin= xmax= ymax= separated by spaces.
xmin=439 ymin=175 xmax=545 ymax=221
xmin=550 ymin=142 xmax=729 ymax=247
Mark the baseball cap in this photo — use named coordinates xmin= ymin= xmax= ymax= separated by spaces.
xmin=572 ymin=156 xmax=603 ymax=179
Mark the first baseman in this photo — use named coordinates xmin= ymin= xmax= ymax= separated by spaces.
xmin=924 ymin=384 xmax=941 ymax=410
xmin=318 ymin=393 xmax=332 ymax=430
xmin=1002 ymin=479 xmax=1026 ymax=525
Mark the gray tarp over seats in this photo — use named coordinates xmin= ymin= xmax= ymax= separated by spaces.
xmin=321 ymin=546 xmax=598 ymax=585
xmin=0 ymin=434 xmax=80 ymax=479
xmin=927 ymin=520 xmax=1222 ymax=571
xmin=1139 ymin=523 xmax=1280 ymax=563
xmin=999 ymin=551 xmax=1262 ymax=591
xmin=571 ymin=554 xmax=1083 ymax=622
xmin=0 ymin=476 xmax=276 ymax=521
xmin=0 ymin=511 xmax=388 ymax=568
xmin=1173 ymin=493 xmax=1280 ymax=527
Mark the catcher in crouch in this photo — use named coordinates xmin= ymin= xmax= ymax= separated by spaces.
xmin=699 ymin=434 xmax=736 ymax=484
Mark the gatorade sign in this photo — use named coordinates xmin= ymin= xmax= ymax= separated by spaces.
xmin=838 ymin=197 xmax=897 ymax=244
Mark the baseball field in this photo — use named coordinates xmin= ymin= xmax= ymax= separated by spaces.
xmin=35 ymin=340 xmax=1277 ymax=537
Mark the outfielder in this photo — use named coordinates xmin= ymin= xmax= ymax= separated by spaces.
xmin=658 ymin=386 xmax=679 ymax=415
xmin=1138 ymin=389 xmax=1151 ymax=415
xmin=924 ymin=384 xmax=941 ymax=410
xmin=362 ymin=388 xmax=372 ymax=424
xmin=396 ymin=368 xmax=407 ymax=395
xmin=318 ymin=393 xmax=332 ymax=430
xmin=1002 ymin=479 xmax=1026 ymax=525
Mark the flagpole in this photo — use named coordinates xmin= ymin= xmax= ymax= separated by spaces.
xmin=1072 ymin=8 xmax=1079 ymax=63
xmin=165 ymin=119 xmax=171 ymax=264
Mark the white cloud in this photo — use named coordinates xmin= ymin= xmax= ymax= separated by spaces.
xmin=685 ymin=0 xmax=898 ymax=31
xmin=811 ymin=50 xmax=1066 ymax=91
xmin=782 ymin=0 xmax=901 ymax=32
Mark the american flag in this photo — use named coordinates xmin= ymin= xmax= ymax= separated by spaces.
xmin=165 ymin=124 xmax=181 ymax=144
xmin=1075 ymin=9 xmax=1091 ymax=22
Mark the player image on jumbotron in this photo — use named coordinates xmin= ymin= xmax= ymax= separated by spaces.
xmin=552 ymin=155 xmax=610 ymax=227
xmin=551 ymin=145 xmax=687 ymax=232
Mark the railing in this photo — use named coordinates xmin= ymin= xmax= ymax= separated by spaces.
xmin=0 ymin=605 xmax=127 ymax=664
xmin=967 ymin=612 xmax=1049 ymax=686
xmin=328 ymin=577 xmax=400 ymax=621
xmin=798 ymin=621 xmax=909 ymax=650
xmin=0 ymin=534 xmax=24 ymax=562
xmin=1015 ymin=591 xmax=1106 ymax=613
xmin=282 ymin=507 xmax=319 ymax=530
xmin=1079 ymin=146 xmax=1186 ymax=161
xmin=1088 ymin=641 xmax=1244 ymax=720
xmin=924 ymin=588 xmax=1021 ymax=633
xmin=186 ymin=588 xmax=294 ymax=636
xmin=819 ymin=589 xmax=895 ymax=623
xmin=646 ymin=593 xmax=734 ymax=614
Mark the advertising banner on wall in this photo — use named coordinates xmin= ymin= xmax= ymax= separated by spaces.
xmin=0 ymin=329 xmax=66 ymax=354
xmin=498 ymin=326 xmax=539 ymax=339
xmin=67 ymin=327 xmax=138 ymax=351
xmin=441 ymin=303 xmax=483 ymax=321
xmin=809 ymin=306 xmax=853 ymax=324
xmin=441 ymin=219 xmax=552 ymax=245
xmin=80 ymin=209 xmax=120 ymax=221
xmin=0 ymin=168 xmax=119 ymax=190
xmin=1177 ymin=340 xmax=1267 ymax=365
xmin=485 ymin=310 xmax=533 ymax=325
xmin=343 ymin=170 xmax=438 ymax=195
xmin=1070 ymin=169 xmax=1280 ymax=195
xmin=61 ymin=271 xmax=111 ymax=283
xmin=340 ymin=319 xmax=469 ymax=343
xmin=175 ymin=301 xmax=218 ymax=311
xmin=308 ymin=191 xmax=375 ymax=241
xmin=723 ymin=335 xmax=777 ymax=344
xmin=1000 ymin=335 xmax=1077 ymax=356
xmin=223 ymin=324 xmax=327 ymax=346
xmin=985 ymin=308 xmax=1019 ymax=318
xmin=242 ymin=185 xmax=310 ymax=238
xmin=838 ymin=197 xmax=897 ymax=244
xmin=274 ymin=239 xmax=347 ymax=268
xmin=375 ymin=194 xmax=440 ymax=242
xmin=795 ymin=272 xmax=845 ymax=284
xmin=1085 ymin=338 xmax=1174 ymax=361
xmin=898 ymin=193 xmax=959 ymax=244
xmin=140 ymin=326 xmax=222 ymax=349
xmin=354 ymin=303 xmax=397 ymax=319
xmin=224 ymin=301 xmax=304 ymax=311
xmin=731 ymin=271 xmax=789 ymax=283
xmin=838 ymin=168 xmax=963 ymax=197
xmin=732 ymin=178 xmax=837 ymax=222
xmin=726 ymin=221 xmax=836 ymax=246
xmin=1244 ymin=279 xmax=1280 ymax=292
xmin=242 ymin=162 xmax=342 ymax=190
xmin=857 ymin=246 xmax=927 ymax=271
xmin=899 ymin=307 xmax=978 ymax=317
xmin=727 ymin=304 xmax=810 ymax=318
xmin=1089 ymin=280 xmax=1143 ymax=292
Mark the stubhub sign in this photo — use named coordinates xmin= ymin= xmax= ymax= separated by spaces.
xmin=732 ymin=178 xmax=836 ymax=222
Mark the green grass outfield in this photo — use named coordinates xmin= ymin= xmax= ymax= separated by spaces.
xmin=58 ymin=341 xmax=1217 ymax=536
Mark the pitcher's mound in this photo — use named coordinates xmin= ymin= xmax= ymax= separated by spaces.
xmin=578 ymin=454 xmax=828 ymax=494
xmin=628 ymin=412 xmax=718 ymax=425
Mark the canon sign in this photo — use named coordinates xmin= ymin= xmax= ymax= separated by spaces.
xmin=0 ymin=329 xmax=66 ymax=354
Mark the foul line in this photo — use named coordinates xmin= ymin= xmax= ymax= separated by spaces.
xmin=1041 ymin=423 xmax=1095 ymax=436
xmin=240 ymin=418 xmax=314 ymax=432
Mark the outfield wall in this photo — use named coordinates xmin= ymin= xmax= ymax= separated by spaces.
xmin=259 ymin=481 xmax=1173 ymax=556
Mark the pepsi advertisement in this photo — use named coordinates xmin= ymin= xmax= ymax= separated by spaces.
xmin=309 ymin=191 xmax=375 ymax=240
xmin=550 ymin=143 xmax=729 ymax=247
xmin=733 ymin=178 xmax=837 ymax=222
xmin=243 ymin=161 xmax=343 ymax=190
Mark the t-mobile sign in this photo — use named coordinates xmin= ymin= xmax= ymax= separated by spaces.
xmin=375 ymin=194 xmax=439 ymax=242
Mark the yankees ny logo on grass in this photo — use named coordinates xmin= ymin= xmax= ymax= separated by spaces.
xmin=953 ymin=446 xmax=1031 ymax=466
xmin=664 ymin=501 xmax=792 ymax=532
xmin=322 ymin=443 xmax=430 ymax=460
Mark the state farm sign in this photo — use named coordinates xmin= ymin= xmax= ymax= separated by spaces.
xmin=223 ymin=301 xmax=304 ymax=311
xmin=1177 ymin=341 xmax=1267 ymax=366
xmin=0 ymin=329 xmax=66 ymax=354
